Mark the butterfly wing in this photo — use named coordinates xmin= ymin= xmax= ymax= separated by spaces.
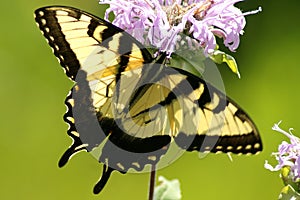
xmin=115 ymin=64 xmax=262 ymax=154
xmin=92 ymin=58 xmax=263 ymax=193
xmin=34 ymin=6 xmax=153 ymax=80
xmin=169 ymin=68 xmax=262 ymax=154
xmin=35 ymin=6 xmax=171 ymax=193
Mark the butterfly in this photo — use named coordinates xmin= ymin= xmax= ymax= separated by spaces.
xmin=34 ymin=6 xmax=262 ymax=194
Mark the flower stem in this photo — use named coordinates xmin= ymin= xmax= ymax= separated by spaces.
xmin=148 ymin=164 xmax=156 ymax=200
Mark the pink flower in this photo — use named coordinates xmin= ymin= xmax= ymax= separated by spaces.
xmin=100 ymin=0 xmax=261 ymax=56
xmin=265 ymin=121 xmax=300 ymax=182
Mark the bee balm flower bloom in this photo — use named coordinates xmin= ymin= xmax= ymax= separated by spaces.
xmin=99 ymin=0 xmax=261 ymax=56
xmin=265 ymin=121 xmax=300 ymax=183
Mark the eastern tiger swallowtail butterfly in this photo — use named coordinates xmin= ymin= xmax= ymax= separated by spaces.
xmin=34 ymin=6 xmax=262 ymax=194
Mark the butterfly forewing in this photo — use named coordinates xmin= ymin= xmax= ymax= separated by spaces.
xmin=169 ymin=69 xmax=262 ymax=154
xmin=117 ymin=65 xmax=262 ymax=154
xmin=35 ymin=6 xmax=152 ymax=80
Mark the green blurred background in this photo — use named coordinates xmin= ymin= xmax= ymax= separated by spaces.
xmin=1 ymin=0 xmax=299 ymax=199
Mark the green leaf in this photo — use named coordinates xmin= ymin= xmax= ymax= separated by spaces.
xmin=154 ymin=176 xmax=182 ymax=200
xmin=168 ymin=49 xmax=206 ymax=78
xmin=280 ymin=166 xmax=300 ymax=191
xmin=209 ymin=50 xmax=240 ymax=78
xmin=279 ymin=185 xmax=300 ymax=200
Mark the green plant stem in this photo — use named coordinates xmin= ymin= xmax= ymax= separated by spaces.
xmin=148 ymin=164 xmax=156 ymax=200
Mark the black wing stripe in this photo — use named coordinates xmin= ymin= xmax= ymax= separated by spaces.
xmin=175 ymin=132 xmax=262 ymax=154
xmin=35 ymin=8 xmax=81 ymax=80
xmin=128 ymin=67 xmax=214 ymax=119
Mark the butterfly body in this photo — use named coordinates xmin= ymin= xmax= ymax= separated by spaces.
xmin=35 ymin=6 xmax=262 ymax=194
